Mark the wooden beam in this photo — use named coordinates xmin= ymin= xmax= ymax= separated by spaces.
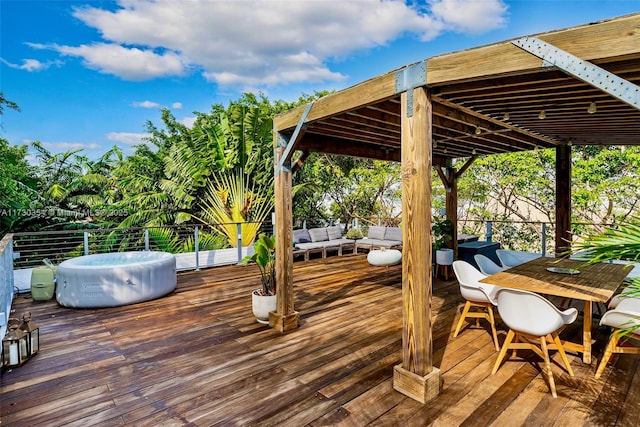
xmin=274 ymin=71 xmax=399 ymax=131
xmin=455 ymin=155 xmax=477 ymax=178
xmin=555 ymin=144 xmax=572 ymax=256
xmin=298 ymin=134 xmax=401 ymax=162
xmin=292 ymin=151 xmax=309 ymax=174
xmin=271 ymin=146 xmax=299 ymax=332
xmin=393 ymin=87 xmax=441 ymax=403
xmin=427 ymin=14 xmax=640 ymax=85
xmin=512 ymin=37 xmax=640 ymax=111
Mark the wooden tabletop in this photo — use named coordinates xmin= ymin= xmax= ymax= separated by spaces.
xmin=480 ymin=256 xmax=628 ymax=302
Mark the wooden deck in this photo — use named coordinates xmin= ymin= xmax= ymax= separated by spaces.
xmin=2 ymin=255 xmax=639 ymax=426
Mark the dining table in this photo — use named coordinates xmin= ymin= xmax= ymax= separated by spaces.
xmin=480 ymin=256 xmax=629 ymax=363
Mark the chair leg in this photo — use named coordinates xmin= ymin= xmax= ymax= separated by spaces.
xmin=595 ymin=333 xmax=621 ymax=379
xmin=511 ymin=333 xmax=519 ymax=359
xmin=487 ymin=305 xmax=500 ymax=351
xmin=453 ymin=301 xmax=472 ymax=337
xmin=492 ymin=329 xmax=515 ymax=375
xmin=540 ymin=336 xmax=558 ymax=398
xmin=551 ymin=332 xmax=574 ymax=377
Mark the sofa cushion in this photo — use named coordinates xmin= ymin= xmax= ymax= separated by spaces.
xmin=367 ymin=226 xmax=386 ymax=240
xmin=326 ymin=226 xmax=342 ymax=240
xmin=384 ymin=226 xmax=402 ymax=242
xmin=293 ymin=229 xmax=312 ymax=244
xmin=308 ymin=227 xmax=329 ymax=242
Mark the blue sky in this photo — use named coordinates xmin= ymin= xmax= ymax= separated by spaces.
xmin=1 ymin=0 xmax=639 ymax=161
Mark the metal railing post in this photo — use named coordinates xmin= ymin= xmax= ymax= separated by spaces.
xmin=541 ymin=223 xmax=547 ymax=256
xmin=194 ymin=226 xmax=200 ymax=271
xmin=83 ymin=232 xmax=89 ymax=255
xmin=236 ymin=223 xmax=243 ymax=264
xmin=486 ymin=221 xmax=493 ymax=242
xmin=144 ymin=229 xmax=149 ymax=251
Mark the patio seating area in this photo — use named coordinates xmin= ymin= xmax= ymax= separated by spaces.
xmin=2 ymin=254 xmax=639 ymax=425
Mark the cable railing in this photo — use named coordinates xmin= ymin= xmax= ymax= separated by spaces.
xmin=12 ymin=222 xmax=274 ymax=271
xmin=458 ymin=219 xmax=553 ymax=255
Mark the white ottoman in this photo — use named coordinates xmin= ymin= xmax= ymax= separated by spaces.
xmin=367 ymin=249 xmax=402 ymax=266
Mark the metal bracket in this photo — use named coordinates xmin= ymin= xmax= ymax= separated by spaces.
xmin=395 ymin=60 xmax=427 ymax=117
xmin=513 ymin=36 xmax=640 ymax=111
xmin=275 ymin=102 xmax=313 ymax=175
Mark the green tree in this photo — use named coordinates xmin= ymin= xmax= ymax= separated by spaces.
xmin=0 ymin=138 xmax=38 ymax=234
xmin=292 ymin=154 xmax=401 ymax=228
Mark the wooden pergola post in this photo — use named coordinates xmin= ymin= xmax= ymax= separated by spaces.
xmin=444 ymin=163 xmax=458 ymax=256
xmin=393 ymin=87 xmax=442 ymax=403
xmin=271 ymin=145 xmax=299 ymax=332
xmin=555 ymin=144 xmax=572 ymax=256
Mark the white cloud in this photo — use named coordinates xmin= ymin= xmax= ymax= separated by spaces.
xmin=0 ymin=57 xmax=62 ymax=72
xmin=106 ymin=131 xmax=151 ymax=145
xmin=49 ymin=42 xmax=186 ymax=81
xmin=133 ymin=100 xmax=161 ymax=108
xmin=180 ymin=116 xmax=196 ymax=128
xmin=33 ymin=0 xmax=508 ymax=87
xmin=41 ymin=141 xmax=101 ymax=151
xmin=429 ymin=0 xmax=509 ymax=33
xmin=171 ymin=102 xmax=182 ymax=109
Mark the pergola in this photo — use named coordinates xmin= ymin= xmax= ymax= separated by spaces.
xmin=270 ymin=13 xmax=640 ymax=403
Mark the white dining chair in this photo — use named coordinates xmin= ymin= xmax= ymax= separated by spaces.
xmin=452 ymin=260 xmax=501 ymax=351
xmin=595 ymin=297 xmax=640 ymax=379
xmin=474 ymin=254 xmax=505 ymax=275
xmin=495 ymin=249 xmax=541 ymax=268
xmin=491 ymin=288 xmax=577 ymax=398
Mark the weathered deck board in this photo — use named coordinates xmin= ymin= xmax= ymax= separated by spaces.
xmin=1 ymin=254 xmax=639 ymax=426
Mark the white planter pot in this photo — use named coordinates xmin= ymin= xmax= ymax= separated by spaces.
xmin=252 ymin=290 xmax=277 ymax=324
xmin=436 ymin=248 xmax=454 ymax=266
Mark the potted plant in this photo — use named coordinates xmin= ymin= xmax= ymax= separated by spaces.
xmin=242 ymin=234 xmax=277 ymax=324
xmin=433 ymin=217 xmax=454 ymax=266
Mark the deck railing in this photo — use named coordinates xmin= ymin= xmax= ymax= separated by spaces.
xmin=0 ymin=234 xmax=15 ymax=341
xmin=12 ymin=222 xmax=274 ymax=270
xmin=458 ymin=219 xmax=553 ymax=254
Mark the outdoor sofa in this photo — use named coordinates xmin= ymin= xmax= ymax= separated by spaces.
xmin=293 ymin=226 xmax=356 ymax=261
xmin=354 ymin=226 xmax=403 ymax=252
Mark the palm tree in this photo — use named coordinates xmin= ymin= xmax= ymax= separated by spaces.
xmin=196 ymin=171 xmax=273 ymax=247
xmin=572 ymin=217 xmax=640 ymax=335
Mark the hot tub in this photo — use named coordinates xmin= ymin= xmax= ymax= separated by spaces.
xmin=56 ymin=251 xmax=177 ymax=308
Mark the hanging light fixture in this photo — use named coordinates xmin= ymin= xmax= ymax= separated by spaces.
xmin=475 ymin=125 xmax=482 ymax=135
xmin=2 ymin=318 xmax=29 ymax=368
xmin=502 ymin=112 xmax=510 ymax=121
xmin=538 ymin=110 xmax=546 ymax=119
xmin=471 ymin=148 xmax=477 ymax=155
xmin=587 ymin=101 xmax=597 ymax=114
xmin=19 ymin=312 xmax=39 ymax=357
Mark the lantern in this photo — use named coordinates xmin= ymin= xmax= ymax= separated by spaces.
xmin=20 ymin=312 xmax=39 ymax=356
xmin=2 ymin=319 xmax=29 ymax=368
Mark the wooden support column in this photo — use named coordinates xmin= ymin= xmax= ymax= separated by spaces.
xmin=555 ymin=144 xmax=572 ymax=256
xmin=445 ymin=163 xmax=458 ymax=256
xmin=271 ymin=145 xmax=299 ymax=332
xmin=393 ymin=87 xmax=442 ymax=403
xmin=436 ymin=156 xmax=475 ymax=258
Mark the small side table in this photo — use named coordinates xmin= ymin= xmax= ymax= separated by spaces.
xmin=367 ymin=249 xmax=402 ymax=266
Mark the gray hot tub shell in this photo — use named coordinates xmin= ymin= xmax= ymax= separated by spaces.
xmin=56 ymin=251 xmax=177 ymax=308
